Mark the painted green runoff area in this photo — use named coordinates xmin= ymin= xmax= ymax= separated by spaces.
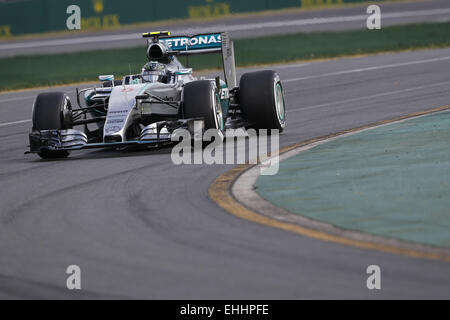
xmin=1 ymin=21 xmax=450 ymax=91
xmin=255 ymin=110 xmax=450 ymax=248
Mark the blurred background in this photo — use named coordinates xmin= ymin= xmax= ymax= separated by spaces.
xmin=0 ymin=0 xmax=389 ymax=37
xmin=0 ymin=0 xmax=449 ymax=90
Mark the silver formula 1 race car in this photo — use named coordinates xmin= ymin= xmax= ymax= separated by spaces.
xmin=27 ymin=31 xmax=286 ymax=159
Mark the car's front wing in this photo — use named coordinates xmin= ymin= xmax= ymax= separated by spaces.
xmin=26 ymin=118 xmax=204 ymax=154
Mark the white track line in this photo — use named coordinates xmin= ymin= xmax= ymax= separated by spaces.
xmin=272 ymin=62 xmax=310 ymax=70
xmin=0 ymin=119 xmax=30 ymax=127
xmin=284 ymin=56 xmax=450 ymax=83
xmin=0 ymin=96 xmax=35 ymax=103
xmin=288 ymin=80 xmax=450 ymax=113
xmin=0 ymin=91 xmax=72 ymax=103
xmin=1 ymin=7 xmax=449 ymax=51
xmin=202 ymin=7 xmax=450 ymax=33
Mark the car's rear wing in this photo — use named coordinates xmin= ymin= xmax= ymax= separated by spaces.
xmin=142 ymin=31 xmax=237 ymax=88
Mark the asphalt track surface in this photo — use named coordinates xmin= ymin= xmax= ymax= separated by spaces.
xmin=1 ymin=48 xmax=450 ymax=299
xmin=0 ymin=0 xmax=450 ymax=57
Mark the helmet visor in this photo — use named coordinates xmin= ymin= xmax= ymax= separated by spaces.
xmin=142 ymin=71 xmax=164 ymax=83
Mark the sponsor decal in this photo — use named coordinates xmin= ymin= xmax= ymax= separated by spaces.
xmin=220 ymin=88 xmax=229 ymax=99
xmin=93 ymin=0 xmax=104 ymax=14
xmin=108 ymin=110 xmax=129 ymax=114
xmin=106 ymin=119 xmax=124 ymax=124
xmin=301 ymin=0 xmax=343 ymax=8
xmin=162 ymin=96 xmax=175 ymax=102
xmin=81 ymin=14 xmax=120 ymax=30
xmin=105 ymin=126 xmax=121 ymax=133
xmin=187 ymin=2 xmax=230 ymax=19
xmin=0 ymin=25 xmax=12 ymax=38
xmin=161 ymin=34 xmax=222 ymax=51
xmin=121 ymin=87 xmax=134 ymax=92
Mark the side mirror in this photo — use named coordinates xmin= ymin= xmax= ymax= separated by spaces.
xmin=99 ymin=75 xmax=114 ymax=84
xmin=135 ymin=93 xmax=150 ymax=110
xmin=136 ymin=93 xmax=150 ymax=100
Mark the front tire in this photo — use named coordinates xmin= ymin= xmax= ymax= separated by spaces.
xmin=32 ymin=92 xmax=72 ymax=159
xmin=239 ymin=70 xmax=286 ymax=132
xmin=183 ymin=80 xmax=224 ymax=143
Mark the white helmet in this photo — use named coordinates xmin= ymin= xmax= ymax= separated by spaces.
xmin=141 ymin=61 xmax=165 ymax=83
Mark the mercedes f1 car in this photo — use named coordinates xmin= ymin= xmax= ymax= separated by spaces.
xmin=27 ymin=31 xmax=286 ymax=159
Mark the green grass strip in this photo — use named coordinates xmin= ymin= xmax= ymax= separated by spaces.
xmin=1 ymin=22 xmax=449 ymax=91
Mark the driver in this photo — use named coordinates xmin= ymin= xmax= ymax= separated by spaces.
xmin=141 ymin=61 xmax=166 ymax=83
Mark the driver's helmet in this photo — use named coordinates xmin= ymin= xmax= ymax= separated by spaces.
xmin=141 ymin=61 xmax=165 ymax=83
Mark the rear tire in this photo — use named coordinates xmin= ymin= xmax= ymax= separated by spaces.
xmin=183 ymin=80 xmax=224 ymax=143
xmin=239 ymin=70 xmax=286 ymax=132
xmin=32 ymin=92 xmax=72 ymax=159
